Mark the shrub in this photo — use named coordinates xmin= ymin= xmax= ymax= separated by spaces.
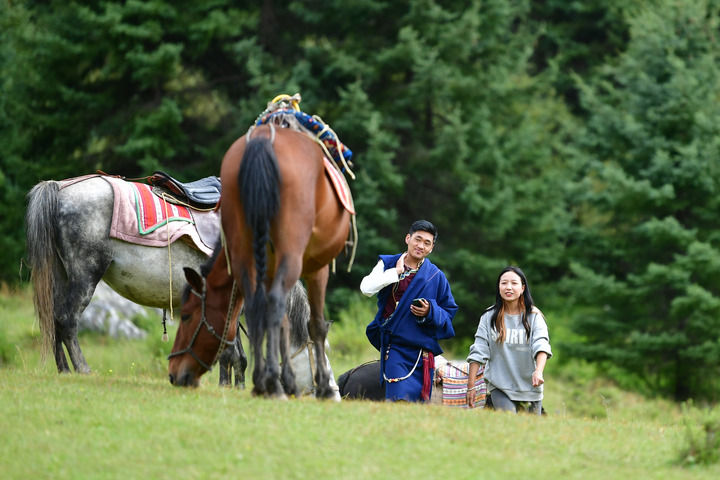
xmin=0 ymin=322 xmax=13 ymax=366
xmin=678 ymin=403 xmax=720 ymax=466
xmin=327 ymin=292 xmax=376 ymax=361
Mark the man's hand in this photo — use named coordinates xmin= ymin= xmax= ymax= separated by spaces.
xmin=410 ymin=298 xmax=430 ymax=317
xmin=395 ymin=252 xmax=407 ymax=275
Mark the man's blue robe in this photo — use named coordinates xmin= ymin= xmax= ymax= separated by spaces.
xmin=366 ymin=254 xmax=457 ymax=401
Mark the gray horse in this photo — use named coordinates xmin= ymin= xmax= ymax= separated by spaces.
xmin=26 ymin=176 xmax=211 ymax=374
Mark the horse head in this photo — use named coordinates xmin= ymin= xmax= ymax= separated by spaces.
xmin=168 ymin=257 xmax=240 ymax=387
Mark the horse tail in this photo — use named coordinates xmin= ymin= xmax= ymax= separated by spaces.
xmin=286 ymin=281 xmax=310 ymax=349
xmin=26 ymin=181 xmax=60 ymax=359
xmin=238 ymin=137 xmax=280 ymax=345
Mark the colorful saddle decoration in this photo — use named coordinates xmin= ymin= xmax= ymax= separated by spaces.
xmin=101 ymin=176 xmax=218 ymax=256
xmin=253 ymin=93 xmax=355 ymax=180
xmin=249 ymin=93 xmax=358 ymax=272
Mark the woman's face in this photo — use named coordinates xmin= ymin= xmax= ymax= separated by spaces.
xmin=499 ymin=271 xmax=525 ymax=304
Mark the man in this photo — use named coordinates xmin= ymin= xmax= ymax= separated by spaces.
xmin=360 ymin=220 xmax=457 ymax=402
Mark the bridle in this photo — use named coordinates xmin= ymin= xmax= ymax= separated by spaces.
xmin=167 ymin=278 xmax=238 ymax=372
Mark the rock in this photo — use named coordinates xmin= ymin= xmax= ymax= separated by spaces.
xmin=80 ymin=281 xmax=160 ymax=339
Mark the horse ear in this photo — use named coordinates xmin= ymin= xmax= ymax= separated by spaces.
xmin=183 ymin=267 xmax=204 ymax=292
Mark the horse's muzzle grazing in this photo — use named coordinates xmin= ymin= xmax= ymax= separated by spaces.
xmin=168 ymin=370 xmax=199 ymax=388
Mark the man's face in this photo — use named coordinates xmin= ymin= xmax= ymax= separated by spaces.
xmin=405 ymin=230 xmax=434 ymax=262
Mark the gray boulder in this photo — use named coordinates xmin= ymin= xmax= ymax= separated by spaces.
xmin=80 ymin=281 xmax=161 ymax=339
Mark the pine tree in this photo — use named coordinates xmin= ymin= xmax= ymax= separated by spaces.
xmin=0 ymin=0 xmax=263 ymax=282
xmin=568 ymin=0 xmax=720 ymax=400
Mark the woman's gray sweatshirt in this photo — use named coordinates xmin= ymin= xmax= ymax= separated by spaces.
xmin=467 ymin=307 xmax=552 ymax=402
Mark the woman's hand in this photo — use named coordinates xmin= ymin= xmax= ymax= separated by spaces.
xmin=532 ymin=369 xmax=544 ymax=387
xmin=532 ymin=352 xmax=548 ymax=387
xmin=466 ymin=387 xmax=476 ymax=408
xmin=466 ymin=362 xmax=482 ymax=408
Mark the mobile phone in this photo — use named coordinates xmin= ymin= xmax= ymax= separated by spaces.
xmin=411 ymin=298 xmax=424 ymax=307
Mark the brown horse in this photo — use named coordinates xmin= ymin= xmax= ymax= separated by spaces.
xmin=168 ymin=245 xmax=342 ymax=399
xmin=226 ymin=124 xmax=350 ymax=398
xmin=172 ymin=124 xmax=350 ymax=398
xmin=167 ymin=244 xmax=241 ymax=385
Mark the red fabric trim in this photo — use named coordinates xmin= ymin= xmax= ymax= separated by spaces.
xmin=323 ymin=157 xmax=355 ymax=214
xmin=421 ymin=351 xmax=434 ymax=402
xmin=138 ymin=183 xmax=158 ymax=230
xmin=131 ymin=183 xmax=192 ymax=231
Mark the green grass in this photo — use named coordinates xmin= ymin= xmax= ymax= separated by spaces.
xmin=2 ymin=287 xmax=720 ymax=479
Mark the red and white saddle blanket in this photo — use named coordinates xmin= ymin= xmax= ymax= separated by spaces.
xmin=105 ymin=177 xmax=217 ymax=256
xmin=324 ymin=157 xmax=355 ymax=215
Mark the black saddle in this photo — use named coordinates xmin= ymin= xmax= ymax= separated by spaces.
xmin=148 ymin=170 xmax=221 ymax=209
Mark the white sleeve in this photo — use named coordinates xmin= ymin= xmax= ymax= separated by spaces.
xmin=360 ymin=259 xmax=399 ymax=296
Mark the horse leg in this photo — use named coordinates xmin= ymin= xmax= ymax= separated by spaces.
xmin=55 ymin=285 xmax=94 ymax=374
xmin=53 ymin=328 xmax=71 ymax=373
xmin=250 ymin=335 xmax=266 ymax=396
xmin=55 ymin=192 xmax=113 ymax=374
xmin=218 ymin=346 xmax=232 ymax=387
xmin=228 ymin=322 xmax=247 ymax=389
xmin=53 ymin=291 xmax=90 ymax=373
xmin=246 ymin=285 xmax=268 ymax=396
xmin=323 ymin=347 xmax=341 ymax=401
xmin=263 ymin=280 xmax=290 ymax=398
xmin=51 ymin=267 xmax=71 ymax=373
xmin=64 ymin=274 xmax=110 ymax=374
xmin=62 ymin=327 xmax=90 ymax=374
xmin=278 ymin=313 xmax=298 ymax=396
xmin=52 ymin=272 xmax=96 ymax=374
xmin=233 ymin=334 xmax=248 ymax=389
xmin=304 ymin=267 xmax=335 ymax=400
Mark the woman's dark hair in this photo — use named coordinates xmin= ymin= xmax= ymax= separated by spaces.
xmin=408 ymin=219 xmax=438 ymax=244
xmin=487 ymin=266 xmax=534 ymax=342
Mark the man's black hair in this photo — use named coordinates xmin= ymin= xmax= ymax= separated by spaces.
xmin=408 ymin=219 xmax=438 ymax=244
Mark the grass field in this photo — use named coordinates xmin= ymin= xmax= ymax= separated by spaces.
xmin=1 ymin=287 xmax=719 ymax=479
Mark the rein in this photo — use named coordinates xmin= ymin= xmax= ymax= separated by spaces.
xmin=167 ymin=279 xmax=238 ymax=372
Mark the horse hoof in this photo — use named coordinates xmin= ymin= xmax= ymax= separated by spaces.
xmin=315 ymin=386 xmax=341 ymax=401
xmin=282 ymin=385 xmax=299 ymax=397
xmin=322 ymin=392 xmax=342 ymax=402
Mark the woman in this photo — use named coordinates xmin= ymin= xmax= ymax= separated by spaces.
xmin=466 ymin=266 xmax=551 ymax=414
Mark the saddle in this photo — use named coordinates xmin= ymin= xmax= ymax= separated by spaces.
xmin=148 ymin=171 xmax=221 ymax=209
